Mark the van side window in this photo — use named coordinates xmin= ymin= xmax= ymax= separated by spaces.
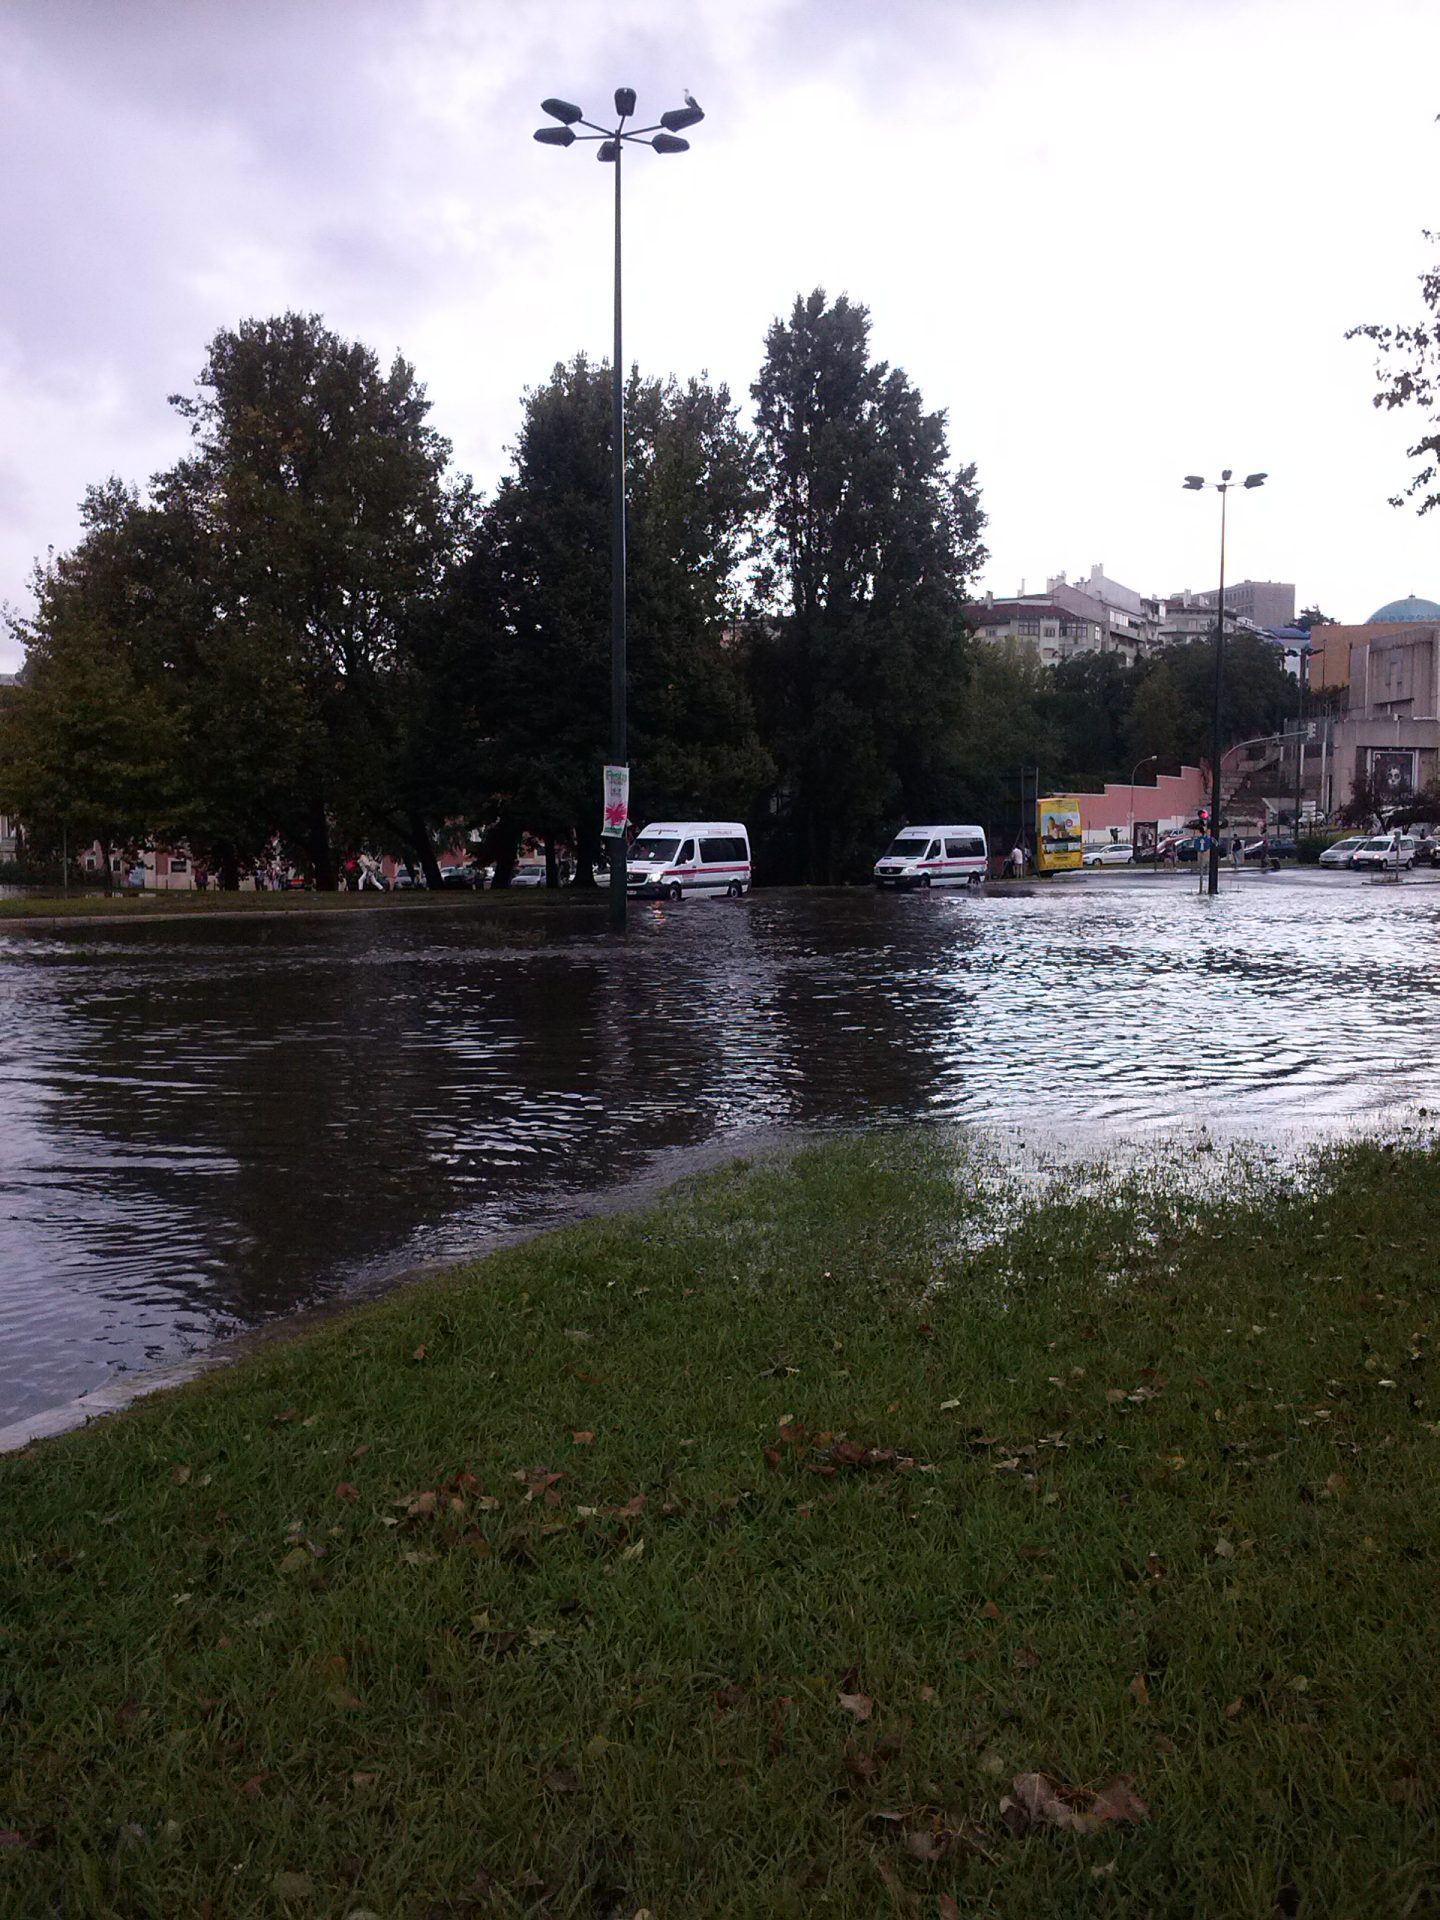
xmin=700 ymin=837 xmax=725 ymax=862
xmin=959 ymin=836 xmax=984 ymax=857
xmin=944 ymin=838 xmax=965 ymax=858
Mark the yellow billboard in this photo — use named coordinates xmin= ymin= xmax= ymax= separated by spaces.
xmin=1036 ymin=795 xmax=1084 ymax=871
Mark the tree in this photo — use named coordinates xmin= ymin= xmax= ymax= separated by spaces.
xmin=1124 ymin=660 xmax=1184 ymax=772
xmin=464 ymin=355 xmax=766 ymax=880
xmin=1347 ymin=231 xmax=1440 ymax=513
xmin=165 ymin=312 xmax=475 ymax=885
xmin=749 ymin=290 xmax=987 ymax=882
xmin=1296 ymin=606 xmax=1339 ymax=630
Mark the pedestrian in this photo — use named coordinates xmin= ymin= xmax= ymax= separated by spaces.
xmin=1259 ymin=829 xmax=1271 ymax=871
xmin=1009 ymin=841 xmax=1026 ymax=879
xmin=1230 ymin=833 xmax=1243 ymax=871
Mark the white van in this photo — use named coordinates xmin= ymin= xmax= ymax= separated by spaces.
xmin=627 ymin=822 xmax=752 ymax=900
xmin=873 ymin=824 xmax=987 ymax=890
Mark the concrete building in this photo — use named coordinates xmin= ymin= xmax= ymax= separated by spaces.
xmin=1307 ymin=598 xmax=1440 ymax=815
xmin=1044 ymin=566 xmax=1159 ymax=662
xmin=965 ymin=596 xmax=1102 ymax=667
xmin=1169 ymin=579 xmax=1295 ymax=629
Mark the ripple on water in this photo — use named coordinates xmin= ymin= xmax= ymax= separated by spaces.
xmin=2 ymin=882 xmax=1439 ymax=1429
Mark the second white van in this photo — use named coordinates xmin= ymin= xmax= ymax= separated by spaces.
xmin=627 ymin=822 xmax=752 ymax=900
xmin=873 ymin=824 xmax=987 ymax=889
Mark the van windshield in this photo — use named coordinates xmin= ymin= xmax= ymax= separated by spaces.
xmin=885 ymin=836 xmax=931 ymax=860
xmin=630 ymin=838 xmax=680 ymax=864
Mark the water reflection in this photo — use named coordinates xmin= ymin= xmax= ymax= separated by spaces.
xmin=2 ymin=883 xmax=1439 ymax=1428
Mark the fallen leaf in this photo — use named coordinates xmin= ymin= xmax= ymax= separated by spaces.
xmin=171 ymin=1464 xmax=192 ymax=1484
xmin=350 ymin=1443 xmax=371 ymax=1460
xmin=237 ymin=1773 xmax=268 ymax=1799
xmin=837 ymin=1691 xmax=874 ymax=1722
xmin=1001 ymin=1771 xmax=1150 ymax=1837
xmin=328 ymin=1687 xmax=363 ymax=1710
xmin=278 ymin=1547 xmax=313 ymax=1574
xmin=939 ymin=1897 xmax=960 ymax=1920
xmin=1214 ymin=1536 xmax=1236 ymax=1560
xmin=0 ymin=1832 xmax=31 ymax=1850
xmin=1013 ymin=1645 xmax=1042 ymax=1671
xmin=620 ymin=1539 xmax=645 ymax=1561
xmin=1224 ymin=1697 xmax=1245 ymax=1719
xmin=572 ymin=1430 xmax=595 ymax=1445
xmin=613 ymin=1492 xmax=647 ymax=1519
xmin=981 ymin=1600 xmax=1002 ymax=1621
xmin=939 ymin=1398 xmax=962 ymax=1411
xmin=350 ymin=1771 xmax=377 ymax=1788
xmin=334 ymin=1482 xmax=360 ymax=1501
xmin=542 ymin=1765 xmax=581 ymax=1794
xmin=401 ymin=1550 xmax=435 ymax=1567
xmin=1129 ymin=1673 xmax=1151 ymax=1708
xmin=272 ymin=1871 xmax=315 ymax=1900
xmin=412 ymin=1344 xmax=428 ymax=1362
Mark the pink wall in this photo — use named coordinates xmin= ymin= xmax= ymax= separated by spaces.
xmin=1070 ymin=765 xmax=1209 ymax=836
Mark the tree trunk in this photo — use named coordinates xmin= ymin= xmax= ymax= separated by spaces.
xmin=97 ymin=837 xmax=114 ymax=895
xmin=308 ymin=798 xmax=336 ymax=891
xmin=406 ymin=812 xmax=445 ymax=890
xmin=487 ymin=815 xmax=520 ymax=888
xmin=219 ymin=844 xmax=241 ymax=891
xmin=572 ymin=813 xmax=600 ymax=888
xmin=543 ymin=831 xmax=559 ymax=889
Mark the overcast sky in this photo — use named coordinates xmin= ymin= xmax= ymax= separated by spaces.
xmin=3 ymin=0 xmax=1439 ymax=672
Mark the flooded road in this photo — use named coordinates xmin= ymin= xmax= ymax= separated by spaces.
xmin=2 ymin=881 xmax=1438 ymax=1431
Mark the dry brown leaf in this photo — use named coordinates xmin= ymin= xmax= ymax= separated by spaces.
xmin=837 ymin=1691 xmax=874 ymax=1722
xmin=1002 ymin=1770 xmax=1150 ymax=1837
xmin=1224 ymin=1697 xmax=1245 ymax=1719
xmin=334 ymin=1482 xmax=360 ymax=1501
xmin=572 ymin=1430 xmax=595 ymax=1445
xmin=350 ymin=1771 xmax=377 ymax=1788
xmin=1129 ymin=1672 xmax=1151 ymax=1708
xmin=1013 ymin=1645 xmax=1042 ymax=1671
xmin=938 ymin=1897 xmax=960 ymax=1920
xmin=981 ymin=1600 xmax=1002 ymax=1621
xmin=327 ymin=1687 xmax=363 ymax=1710
xmin=542 ymin=1765 xmax=581 ymax=1794
xmin=171 ymin=1464 xmax=192 ymax=1484
xmin=412 ymin=1344 xmax=428 ymax=1362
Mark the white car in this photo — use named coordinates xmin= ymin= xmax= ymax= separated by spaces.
xmin=1318 ymin=836 xmax=1366 ymax=869
xmin=1350 ymin=834 xmax=1418 ymax=871
xmin=1084 ymin=843 xmax=1135 ymax=867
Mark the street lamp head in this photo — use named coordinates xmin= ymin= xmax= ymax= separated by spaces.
xmin=1243 ymin=471 xmax=1267 ymax=488
xmin=541 ymin=97 xmax=584 ymax=124
xmin=651 ymin=132 xmax=690 ymax=153
xmin=1183 ymin=476 xmax=1205 ymax=489
xmin=597 ymin=139 xmax=619 ymax=162
xmin=614 ymin=86 xmax=637 ymax=117
xmin=660 ymin=103 xmax=705 ymax=131
xmin=1221 ymin=468 xmax=1233 ymax=482
xmin=533 ymin=124 xmax=576 ymax=146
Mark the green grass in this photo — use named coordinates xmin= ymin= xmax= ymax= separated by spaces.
xmin=4 ymin=1130 xmax=1440 ymax=1917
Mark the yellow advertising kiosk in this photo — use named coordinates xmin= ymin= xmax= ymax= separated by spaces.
xmin=1036 ymin=796 xmax=1084 ymax=872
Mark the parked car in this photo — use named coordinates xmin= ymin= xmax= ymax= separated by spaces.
xmin=1241 ymin=837 xmax=1297 ymax=862
xmin=1084 ymin=842 xmax=1135 ymax=867
xmin=1318 ymin=836 xmax=1366 ymax=870
xmin=438 ymin=862 xmax=486 ymax=889
xmin=1350 ymin=834 xmax=1418 ymax=872
xmin=1415 ymin=836 xmax=1440 ymax=867
xmin=509 ymin=859 xmax=549 ymax=887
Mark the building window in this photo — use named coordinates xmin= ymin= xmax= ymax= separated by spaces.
xmin=1017 ymin=620 xmax=1040 ymax=637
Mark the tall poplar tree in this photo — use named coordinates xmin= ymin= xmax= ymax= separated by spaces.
xmin=749 ymin=290 xmax=987 ymax=882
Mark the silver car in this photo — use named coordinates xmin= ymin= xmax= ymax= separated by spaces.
xmin=1318 ymin=836 xmax=1366 ymax=869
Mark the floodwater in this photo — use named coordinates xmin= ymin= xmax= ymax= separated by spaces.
xmin=2 ymin=879 xmax=1438 ymax=1434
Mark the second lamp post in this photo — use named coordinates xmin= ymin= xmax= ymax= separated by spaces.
xmin=1183 ymin=468 xmax=1267 ymax=896
xmin=535 ymin=87 xmax=704 ymax=929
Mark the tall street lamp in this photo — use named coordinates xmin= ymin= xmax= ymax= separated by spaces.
xmin=535 ymin=87 xmax=704 ymax=930
xmin=1182 ymin=469 xmax=1267 ymax=896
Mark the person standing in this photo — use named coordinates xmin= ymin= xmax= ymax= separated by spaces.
xmin=1230 ymin=833 xmax=1243 ymax=871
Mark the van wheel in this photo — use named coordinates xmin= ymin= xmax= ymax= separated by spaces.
xmin=921 ymin=875 xmax=931 ymax=889
xmin=968 ymin=873 xmax=982 ymax=891
xmin=667 ymin=884 xmax=683 ymax=902
xmin=726 ymin=881 xmax=741 ymax=897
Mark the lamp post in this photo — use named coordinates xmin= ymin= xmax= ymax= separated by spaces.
xmin=534 ymin=88 xmax=704 ymax=929
xmin=1182 ymin=469 xmax=1267 ymax=895
xmin=1129 ymin=752 xmax=1159 ymax=850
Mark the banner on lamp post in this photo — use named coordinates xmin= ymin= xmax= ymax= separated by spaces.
xmin=601 ymin=764 xmax=630 ymax=839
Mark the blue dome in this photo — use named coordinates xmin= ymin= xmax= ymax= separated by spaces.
xmin=1367 ymin=594 xmax=1440 ymax=623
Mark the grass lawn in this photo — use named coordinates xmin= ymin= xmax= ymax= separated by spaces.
xmin=3 ymin=1130 xmax=1439 ymax=1918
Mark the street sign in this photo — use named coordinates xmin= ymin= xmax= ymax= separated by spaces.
xmin=602 ymin=764 xmax=629 ymax=838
